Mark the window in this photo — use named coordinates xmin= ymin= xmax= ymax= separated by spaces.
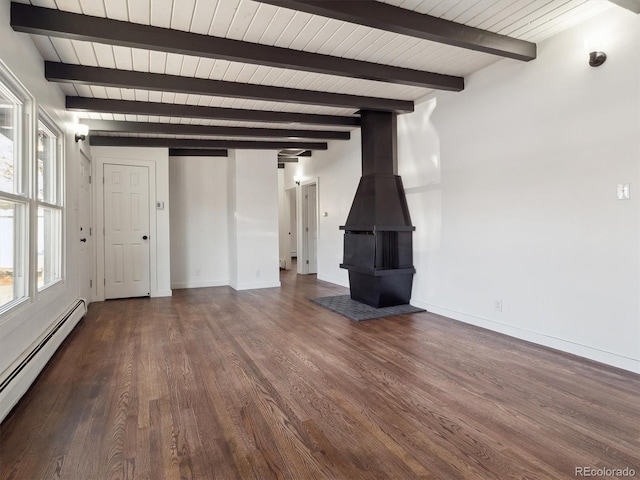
xmin=0 ymin=73 xmax=29 ymax=312
xmin=0 ymin=61 xmax=65 ymax=316
xmin=36 ymin=117 xmax=63 ymax=291
xmin=0 ymin=85 xmax=24 ymax=195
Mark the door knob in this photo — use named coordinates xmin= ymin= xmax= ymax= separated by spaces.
xmin=80 ymin=238 xmax=87 ymax=242
xmin=143 ymin=235 xmax=148 ymax=240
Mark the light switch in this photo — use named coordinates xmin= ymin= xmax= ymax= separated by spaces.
xmin=617 ymin=184 xmax=630 ymax=200
xmin=156 ymin=201 xmax=165 ymax=210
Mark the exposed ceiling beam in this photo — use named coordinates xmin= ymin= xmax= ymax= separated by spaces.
xmin=83 ymin=119 xmax=350 ymax=140
xmin=278 ymin=158 xmax=299 ymax=163
xmin=279 ymin=150 xmax=312 ymax=157
xmin=89 ymin=136 xmax=328 ymax=150
xmin=11 ymin=2 xmax=463 ymax=91
xmin=67 ymin=97 xmax=361 ymax=127
xmin=169 ymin=149 xmax=228 ymax=157
xmin=46 ymin=63 xmax=414 ymax=113
xmin=256 ymin=0 xmax=536 ymax=61
xmin=607 ymin=0 xmax=640 ymax=13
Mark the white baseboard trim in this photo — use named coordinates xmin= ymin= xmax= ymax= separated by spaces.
xmin=151 ymin=290 xmax=172 ymax=298
xmin=171 ymin=280 xmax=229 ymax=290
xmin=417 ymin=301 xmax=640 ymax=374
xmin=0 ymin=299 xmax=87 ymax=423
xmin=230 ymin=281 xmax=281 ymax=291
xmin=317 ymin=274 xmax=349 ymax=288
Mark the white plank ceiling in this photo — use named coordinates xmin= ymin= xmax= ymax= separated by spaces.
xmin=16 ymin=0 xmax=613 ymax=138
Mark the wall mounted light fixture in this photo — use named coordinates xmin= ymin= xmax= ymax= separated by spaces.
xmin=75 ymin=124 xmax=89 ymax=142
xmin=589 ymin=51 xmax=607 ymax=67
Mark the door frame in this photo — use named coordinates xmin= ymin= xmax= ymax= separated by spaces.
xmin=94 ymin=157 xmax=157 ymax=301
xmin=297 ymin=178 xmax=319 ymax=275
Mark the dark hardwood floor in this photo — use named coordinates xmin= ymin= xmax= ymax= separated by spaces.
xmin=1 ymin=269 xmax=639 ymax=479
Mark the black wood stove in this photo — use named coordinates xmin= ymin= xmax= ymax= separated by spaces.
xmin=340 ymin=110 xmax=416 ymax=308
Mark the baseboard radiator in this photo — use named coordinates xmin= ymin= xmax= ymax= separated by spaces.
xmin=0 ymin=299 xmax=87 ymax=422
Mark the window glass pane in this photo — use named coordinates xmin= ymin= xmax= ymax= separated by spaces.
xmin=37 ymin=123 xmax=57 ymax=204
xmin=37 ymin=206 xmax=61 ymax=289
xmin=0 ymin=199 xmax=27 ymax=308
xmin=0 ymin=89 xmax=20 ymax=195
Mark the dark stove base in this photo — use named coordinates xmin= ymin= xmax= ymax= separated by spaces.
xmin=348 ymin=270 xmax=414 ymax=308
xmin=310 ymin=295 xmax=425 ymax=322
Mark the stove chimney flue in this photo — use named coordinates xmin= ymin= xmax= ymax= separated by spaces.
xmin=361 ymin=110 xmax=397 ymax=176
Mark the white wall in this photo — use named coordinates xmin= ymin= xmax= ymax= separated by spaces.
xmin=277 ymin=168 xmax=287 ymax=268
xmin=169 ymin=156 xmax=229 ymax=289
xmin=228 ymin=150 xmax=280 ymax=290
xmin=0 ymin=0 xmax=88 ymax=421
xmin=295 ymin=7 xmax=640 ymax=372
xmin=91 ymin=146 xmax=172 ymax=298
xmin=402 ymin=6 xmax=639 ymax=372
xmin=227 ymin=151 xmax=238 ymax=288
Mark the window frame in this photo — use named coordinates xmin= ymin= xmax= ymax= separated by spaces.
xmin=0 ymin=61 xmax=33 ymax=316
xmin=35 ymin=109 xmax=64 ymax=294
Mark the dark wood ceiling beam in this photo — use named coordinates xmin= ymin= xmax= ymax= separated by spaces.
xmin=67 ymin=97 xmax=360 ymax=127
xmin=46 ymin=62 xmax=414 ymax=113
xmin=279 ymin=150 xmax=311 ymax=157
xmin=11 ymin=2 xmax=463 ymax=91
xmin=89 ymin=136 xmax=328 ymax=150
xmin=83 ymin=119 xmax=350 ymax=140
xmin=256 ymin=0 xmax=536 ymax=61
xmin=278 ymin=157 xmax=300 ymax=163
xmin=607 ymin=0 xmax=640 ymax=13
xmin=169 ymin=149 xmax=228 ymax=157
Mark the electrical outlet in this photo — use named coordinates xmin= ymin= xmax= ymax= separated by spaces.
xmin=494 ymin=300 xmax=503 ymax=312
xmin=617 ymin=184 xmax=630 ymax=200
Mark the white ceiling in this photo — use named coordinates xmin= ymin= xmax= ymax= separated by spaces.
xmin=16 ymin=0 xmax=614 ymax=134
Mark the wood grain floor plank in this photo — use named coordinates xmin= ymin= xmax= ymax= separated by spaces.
xmin=1 ymin=269 xmax=639 ymax=479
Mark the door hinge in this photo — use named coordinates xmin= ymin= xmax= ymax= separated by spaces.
xmin=90 ymin=279 xmax=93 ymax=288
xmin=306 ymin=260 xmax=309 ymax=264
xmin=305 ymin=195 xmax=308 ymax=199
xmin=89 ymin=175 xmax=92 ymax=184
xmin=306 ymin=227 xmax=309 ymax=232
xmin=104 ymin=279 xmax=106 ymax=286
xmin=89 ymin=227 xmax=92 ymax=236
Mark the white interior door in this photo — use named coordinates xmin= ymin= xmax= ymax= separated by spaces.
xmin=79 ymin=153 xmax=93 ymax=301
xmin=104 ymin=164 xmax=150 ymax=299
xmin=306 ymin=184 xmax=317 ymax=274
